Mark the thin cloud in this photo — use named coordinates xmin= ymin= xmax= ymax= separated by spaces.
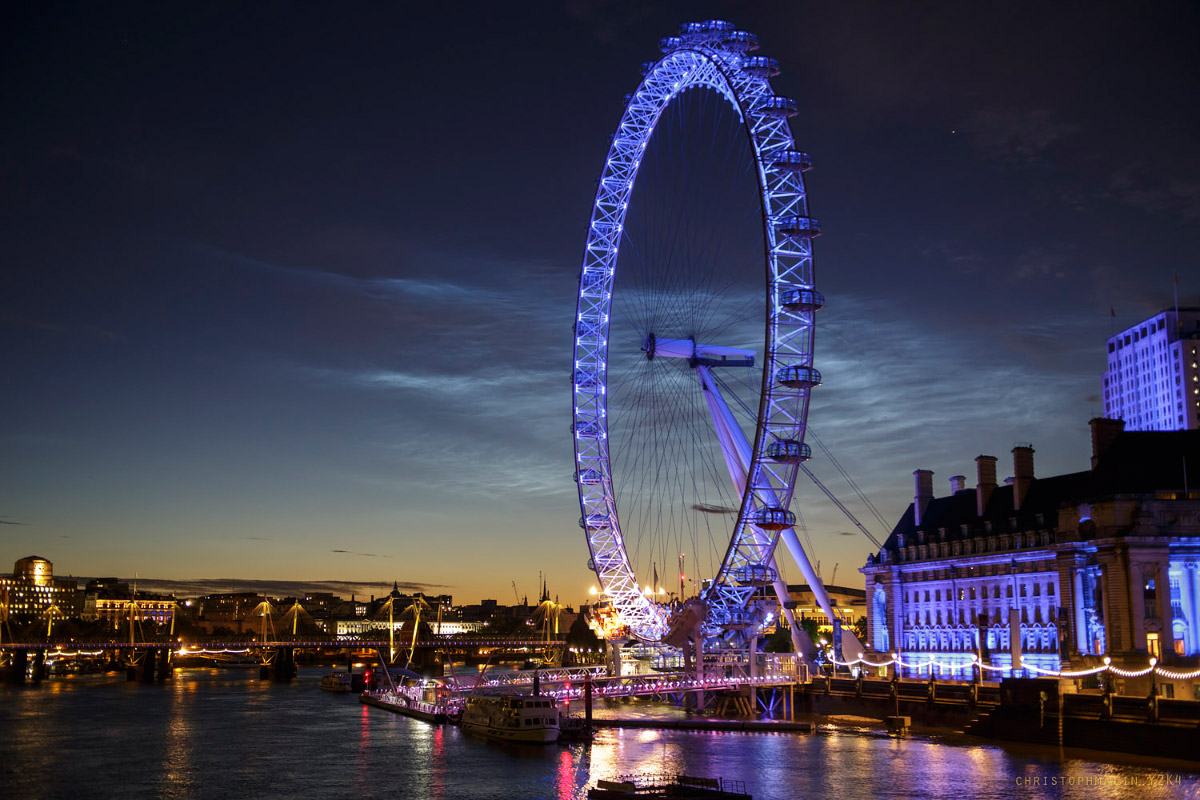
xmin=190 ymin=242 xmax=481 ymax=302
xmin=1104 ymin=164 xmax=1200 ymax=221
xmin=0 ymin=312 xmax=122 ymax=341
xmin=118 ymin=577 xmax=450 ymax=599
xmin=964 ymin=107 xmax=1078 ymax=164
xmin=692 ymin=503 xmax=737 ymax=515
xmin=331 ymin=549 xmax=394 ymax=559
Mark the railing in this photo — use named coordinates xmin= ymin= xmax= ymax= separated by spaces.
xmin=518 ymin=672 xmax=797 ymax=702
xmin=1 ymin=637 xmax=567 ymax=651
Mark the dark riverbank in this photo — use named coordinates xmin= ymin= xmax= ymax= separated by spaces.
xmin=795 ymin=676 xmax=1200 ymax=763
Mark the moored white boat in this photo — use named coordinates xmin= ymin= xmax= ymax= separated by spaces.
xmin=321 ymin=671 xmax=365 ymax=693
xmin=459 ymin=694 xmax=559 ymax=744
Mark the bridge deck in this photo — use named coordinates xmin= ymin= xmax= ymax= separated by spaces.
xmin=1 ymin=638 xmax=565 ymax=651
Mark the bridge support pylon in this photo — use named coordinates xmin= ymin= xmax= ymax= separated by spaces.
xmin=584 ymin=675 xmax=593 ymax=738
xmin=141 ymin=649 xmax=157 ymax=682
xmin=6 ymin=650 xmax=28 ymax=683
xmin=272 ymin=646 xmax=296 ymax=682
xmin=157 ymin=647 xmax=172 ymax=681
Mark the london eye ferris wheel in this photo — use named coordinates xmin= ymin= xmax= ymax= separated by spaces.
xmin=572 ymin=20 xmax=827 ymax=645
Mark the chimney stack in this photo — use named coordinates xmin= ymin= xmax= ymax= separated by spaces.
xmin=1089 ymin=417 xmax=1124 ymax=469
xmin=1012 ymin=445 xmax=1035 ymax=511
xmin=976 ymin=455 xmax=997 ymax=517
xmin=913 ymin=469 xmax=934 ymax=526
xmin=949 ymin=475 xmax=966 ymax=493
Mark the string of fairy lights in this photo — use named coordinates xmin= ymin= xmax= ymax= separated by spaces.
xmin=828 ymin=652 xmax=1200 ymax=681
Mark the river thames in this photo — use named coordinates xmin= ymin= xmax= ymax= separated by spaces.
xmin=1 ymin=668 xmax=1197 ymax=799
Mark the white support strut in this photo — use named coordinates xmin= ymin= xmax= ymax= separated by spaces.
xmin=695 ymin=366 xmax=841 ymax=640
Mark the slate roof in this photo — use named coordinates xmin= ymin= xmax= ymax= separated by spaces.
xmin=880 ymin=429 xmax=1200 ymax=556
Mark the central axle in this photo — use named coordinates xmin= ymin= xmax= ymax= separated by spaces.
xmin=641 ymin=334 xmax=755 ymax=367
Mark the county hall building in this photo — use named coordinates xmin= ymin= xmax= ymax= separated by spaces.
xmin=861 ymin=418 xmax=1200 ymax=697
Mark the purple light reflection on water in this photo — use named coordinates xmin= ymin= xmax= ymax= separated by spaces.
xmin=0 ymin=669 xmax=1196 ymax=800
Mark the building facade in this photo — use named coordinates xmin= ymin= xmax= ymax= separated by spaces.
xmin=1104 ymin=307 xmax=1200 ymax=431
xmin=82 ymin=578 xmax=176 ymax=626
xmin=785 ymin=583 xmax=866 ymax=631
xmin=0 ymin=556 xmax=80 ymax=620
xmin=861 ymin=420 xmax=1200 ymax=696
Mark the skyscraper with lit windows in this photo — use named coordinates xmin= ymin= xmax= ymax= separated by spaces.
xmin=1103 ymin=308 xmax=1200 ymax=431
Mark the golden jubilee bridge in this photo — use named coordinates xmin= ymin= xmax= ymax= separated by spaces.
xmin=0 ymin=635 xmax=570 ymax=684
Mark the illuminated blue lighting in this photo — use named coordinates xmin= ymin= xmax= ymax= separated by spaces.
xmin=571 ymin=19 xmax=819 ymax=644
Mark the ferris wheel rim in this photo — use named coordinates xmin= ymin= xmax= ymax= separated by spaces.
xmin=572 ymin=24 xmax=820 ymax=643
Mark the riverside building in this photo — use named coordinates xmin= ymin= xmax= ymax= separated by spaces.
xmin=0 ymin=556 xmax=80 ymax=620
xmin=82 ymin=578 xmax=175 ymax=626
xmin=861 ymin=419 xmax=1200 ymax=697
xmin=1104 ymin=307 xmax=1200 ymax=431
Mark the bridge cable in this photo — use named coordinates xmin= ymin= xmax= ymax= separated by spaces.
xmin=709 ymin=371 xmax=884 ymax=552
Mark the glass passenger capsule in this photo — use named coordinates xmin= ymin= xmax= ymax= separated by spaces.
xmin=775 ymin=365 xmax=821 ymax=389
xmin=753 ymin=507 xmax=796 ymax=530
xmin=659 ymin=36 xmax=682 ymax=53
xmin=730 ymin=564 xmax=778 ymax=586
xmin=741 ymin=55 xmax=780 ymax=78
xmin=766 ymin=439 xmax=812 ymax=462
xmin=718 ymin=30 xmax=759 ymax=52
xmin=780 ymin=287 xmax=825 ymax=311
xmin=680 ymin=19 xmax=736 ymax=40
xmin=574 ymin=468 xmax=603 ymax=485
xmin=771 ymin=150 xmax=812 ymax=172
xmin=777 ymin=216 xmax=822 ymax=239
xmin=758 ymin=96 xmax=799 ymax=118
xmin=579 ymin=514 xmax=611 ymax=531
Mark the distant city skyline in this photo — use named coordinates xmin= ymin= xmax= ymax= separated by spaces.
xmin=4 ymin=3 xmax=1199 ymax=601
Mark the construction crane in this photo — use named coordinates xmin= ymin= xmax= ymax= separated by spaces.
xmin=512 ymin=581 xmax=521 ymax=606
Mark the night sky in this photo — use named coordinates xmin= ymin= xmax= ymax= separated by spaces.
xmin=4 ymin=2 xmax=1199 ymax=604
